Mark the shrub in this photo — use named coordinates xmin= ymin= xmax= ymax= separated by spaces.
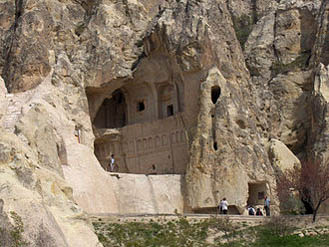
xmin=271 ymin=51 xmax=311 ymax=75
xmin=232 ymin=14 xmax=254 ymax=48
xmin=264 ymin=216 xmax=295 ymax=236
xmin=0 ymin=211 xmax=28 ymax=247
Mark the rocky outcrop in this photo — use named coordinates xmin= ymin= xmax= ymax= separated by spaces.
xmin=309 ymin=64 xmax=329 ymax=214
xmin=186 ymin=66 xmax=277 ymax=213
xmin=268 ymin=139 xmax=301 ymax=172
xmin=2 ymin=0 xmax=53 ymax=92
xmin=311 ymin=0 xmax=329 ymax=67
xmin=0 ymin=76 xmax=8 ymax=124
xmin=0 ymin=0 xmax=329 ymax=244
xmin=244 ymin=0 xmax=319 ymax=152
xmin=310 ymin=64 xmax=329 ymax=160
xmin=0 ymin=127 xmax=100 ymax=246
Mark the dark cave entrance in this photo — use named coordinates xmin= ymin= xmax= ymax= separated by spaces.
xmin=94 ymin=89 xmax=127 ymax=129
xmin=247 ymin=183 xmax=266 ymax=207
xmin=211 ymin=86 xmax=221 ymax=104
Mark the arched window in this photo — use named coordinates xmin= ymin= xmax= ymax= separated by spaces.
xmin=137 ymin=101 xmax=145 ymax=112
xmin=158 ymin=84 xmax=176 ymax=118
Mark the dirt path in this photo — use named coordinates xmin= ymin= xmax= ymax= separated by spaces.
xmin=89 ymin=213 xmax=329 ymax=227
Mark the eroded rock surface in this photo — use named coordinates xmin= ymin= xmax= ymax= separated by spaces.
xmin=0 ymin=127 xmax=100 ymax=246
xmin=0 ymin=76 xmax=8 ymax=123
xmin=268 ymin=139 xmax=301 ymax=172
xmin=1 ymin=0 xmax=329 ymax=245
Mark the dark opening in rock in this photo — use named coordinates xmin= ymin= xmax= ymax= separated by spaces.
xmin=167 ymin=104 xmax=174 ymax=116
xmin=236 ymin=119 xmax=246 ymax=129
xmin=247 ymin=183 xmax=266 ymax=207
xmin=94 ymin=89 xmax=127 ymax=128
xmin=211 ymin=86 xmax=221 ymax=104
xmin=213 ymin=141 xmax=218 ymax=151
xmin=137 ymin=101 xmax=145 ymax=112
xmin=228 ymin=205 xmax=241 ymax=215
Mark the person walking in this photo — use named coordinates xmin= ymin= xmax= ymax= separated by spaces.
xmin=264 ymin=196 xmax=270 ymax=216
xmin=220 ymin=198 xmax=228 ymax=215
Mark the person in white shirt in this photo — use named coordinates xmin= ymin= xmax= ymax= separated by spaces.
xmin=109 ymin=154 xmax=115 ymax=172
xmin=219 ymin=198 xmax=228 ymax=215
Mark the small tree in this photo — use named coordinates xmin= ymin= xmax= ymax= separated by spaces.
xmin=277 ymin=159 xmax=329 ymax=222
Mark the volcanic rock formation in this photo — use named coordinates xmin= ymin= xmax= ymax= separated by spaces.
xmin=0 ymin=0 xmax=328 ymax=245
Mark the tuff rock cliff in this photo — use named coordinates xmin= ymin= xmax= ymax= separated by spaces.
xmin=0 ymin=0 xmax=328 ymax=246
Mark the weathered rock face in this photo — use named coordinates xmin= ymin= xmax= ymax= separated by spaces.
xmin=0 ymin=76 xmax=8 ymax=123
xmin=268 ymin=139 xmax=301 ymax=172
xmin=311 ymin=64 xmax=329 ymax=159
xmin=1 ymin=0 xmax=329 ymax=244
xmin=244 ymin=0 xmax=319 ymax=152
xmin=311 ymin=0 xmax=329 ymax=67
xmin=0 ymin=126 xmax=100 ymax=246
xmin=2 ymin=0 xmax=53 ymax=92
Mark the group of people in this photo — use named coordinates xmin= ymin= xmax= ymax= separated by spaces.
xmin=218 ymin=196 xmax=271 ymax=216
xmin=247 ymin=205 xmax=263 ymax=216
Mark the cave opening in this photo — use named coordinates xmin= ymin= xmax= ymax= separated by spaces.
xmin=137 ymin=101 xmax=145 ymax=112
xmin=213 ymin=141 xmax=218 ymax=151
xmin=247 ymin=182 xmax=266 ymax=207
xmin=167 ymin=104 xmax=174 ymax=117
xmin=301 ymin=197 xmax=313 ymax=215
xmin=94 ymin=89 xmax=127 ymax=129
xmin=211 ymin=86 xmax=221 ymax=104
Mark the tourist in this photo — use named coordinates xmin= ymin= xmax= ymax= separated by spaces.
xmin=264 ymin=196 xmax=270 ymax=216
xmin=220 ymin=198 xmax=228 ymax=215
xmin=256 ymin=208 xmax=263 ymax=216
xmin=109 ymin=154 xmax=115 ymax=172
xmin=248 ymin=205 xmax=256 ymax=215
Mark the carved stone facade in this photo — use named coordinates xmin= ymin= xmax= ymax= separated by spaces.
xmin=94 ymin=116 xmax=188 ymax=174
xmin=88 ymin=60 xmax=192 ymax=174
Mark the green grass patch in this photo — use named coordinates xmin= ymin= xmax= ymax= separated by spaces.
xmin=0 ymin=211 xmax=29 ymax=247
xmin=93 ymin=216 xmax=329 ymax=247
xmin=93 ymin=217 xmax=235 ymax=247
xmin=255 ymin=228 xmax=329 ymax=247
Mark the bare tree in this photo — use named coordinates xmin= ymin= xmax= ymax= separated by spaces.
xmin=277 ymin=159 xmax=329 ymax=222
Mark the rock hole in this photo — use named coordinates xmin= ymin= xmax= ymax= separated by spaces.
xmin=137 ymin=101 xmax=145 ymax=112
xmin=167 ymin=104 xmax=174 ymax=117
xmin=247 ymin=182 xmax=266 ymax=207
xmin=56 ymin=141 xmax=68 ymax=166
xmin=236 ymin=119 xmax=246 ymax=129
xmin=94 ymin=89 xmax=127 ymax=128
xmin=211 ymin=86 xmax=221 ymax=104
xmin=213 ymin=141 xmax=218 ymax=151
